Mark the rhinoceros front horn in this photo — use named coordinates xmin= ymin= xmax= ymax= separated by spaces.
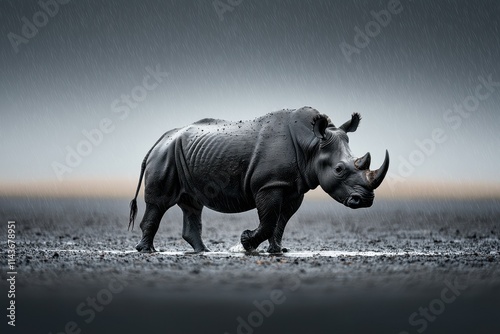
xmin=366 ymin=150 xmax=390 ymax=190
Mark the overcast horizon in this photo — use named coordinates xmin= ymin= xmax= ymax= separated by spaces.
xmin=1 ymin=0 xmax=499 ymax=197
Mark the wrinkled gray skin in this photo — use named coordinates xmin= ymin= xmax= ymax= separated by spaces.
xmin=129 ymin=107 xmax=389 ymax=254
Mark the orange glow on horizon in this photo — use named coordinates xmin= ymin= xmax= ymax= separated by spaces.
xmin=0 ymin=178 xmax=499 ymax=200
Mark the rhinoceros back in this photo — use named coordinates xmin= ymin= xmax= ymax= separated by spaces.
xmin=144 ymin=109 xmax=316 ymax=213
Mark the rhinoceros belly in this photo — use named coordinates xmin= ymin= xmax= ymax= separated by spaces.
xmin=178 ymin=125 xmax=259 ymax=213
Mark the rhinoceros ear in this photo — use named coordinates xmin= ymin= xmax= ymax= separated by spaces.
xmin=340 ymin=113 xmax=361 ymax=133
xmin=312 ymin=114 xmax=330 ymax=139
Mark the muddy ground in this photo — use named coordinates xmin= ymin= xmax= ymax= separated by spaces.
xmin=1 ymin=197 xmax=499 ymax=334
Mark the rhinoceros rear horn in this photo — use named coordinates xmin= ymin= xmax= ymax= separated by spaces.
xmin=366 ymin=150 xmax=390 ymax=190
xmin=355 ymin=152 xmax=371 ymax=170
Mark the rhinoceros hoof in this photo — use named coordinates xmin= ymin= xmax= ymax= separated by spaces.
xmin=135 ymin=242 xmax=156 ymax=253
xmin=185 ymin=247 xmax=210 ymax=254
xmin=267 ymin=245 xmax=284 ymax=254
xmin=240 ymin=230 xmax=255 ymax=252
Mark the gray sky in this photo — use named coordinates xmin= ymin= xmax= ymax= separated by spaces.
xmin=1 ymin=0 xmax=499 ymax=190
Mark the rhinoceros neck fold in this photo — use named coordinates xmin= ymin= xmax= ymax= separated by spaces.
xmin=288 ymin=123 xmax=320 ymax=193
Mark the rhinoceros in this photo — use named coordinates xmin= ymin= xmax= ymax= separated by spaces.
xmin=129 ymin=106 xmax=389 ymax=253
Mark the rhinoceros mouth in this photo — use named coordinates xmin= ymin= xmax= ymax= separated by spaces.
xmin=343 ymin=192 xmax=374 ymax=209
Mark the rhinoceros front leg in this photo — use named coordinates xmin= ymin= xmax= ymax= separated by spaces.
xmin=241 ymin=189 xmax=301 ymax=253
xmin=267 ymin=195 xmax=304 ymax=253
xmin=178 ymin=196 xmax=209 ymax=253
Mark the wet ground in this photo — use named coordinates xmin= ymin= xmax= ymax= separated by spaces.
xmin=1 ymin=197 xmax=499 ymax=334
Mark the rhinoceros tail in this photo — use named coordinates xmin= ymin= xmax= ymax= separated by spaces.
xmin=129 ymin=199 xmax=138 ymax=231
xmin=128 ymin=131 xmax=171 ymax=231
xmin=128 ymin=157 xmax=146 ymax=231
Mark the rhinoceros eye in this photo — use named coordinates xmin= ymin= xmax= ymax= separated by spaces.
xmin=334 ymin=164 xmax=345 ymax=175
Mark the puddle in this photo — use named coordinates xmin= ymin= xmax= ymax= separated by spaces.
xmin=45 ymin=249 xmax=470 ymax=258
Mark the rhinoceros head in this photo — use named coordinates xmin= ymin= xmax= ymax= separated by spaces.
xmin=312 ymin=113 xmax=389 ymax=208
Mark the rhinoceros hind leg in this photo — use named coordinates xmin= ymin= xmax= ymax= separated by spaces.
xmin=136 ymin=203 xmax=168 ymax=253
xmin=136 ymin=243 xmax=156 ymax=253
xmin=179 ymin=196 xmax=209 ymax=253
